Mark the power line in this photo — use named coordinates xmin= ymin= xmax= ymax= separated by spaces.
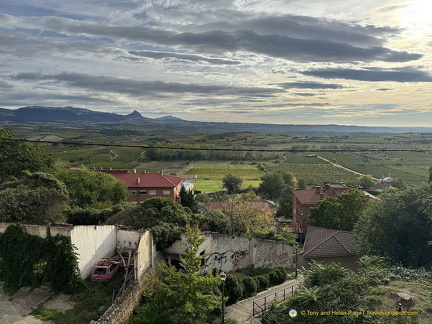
xmin=0 ymin=137 xmax=430 ymax=153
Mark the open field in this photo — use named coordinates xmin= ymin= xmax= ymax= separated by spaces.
xmin=194 ymin=179 xmax=261 ymax=193
xmin=319 ymin=151 xmax=431 ymax=185
xmin=4 ymin=125 xmax=431 ymax=188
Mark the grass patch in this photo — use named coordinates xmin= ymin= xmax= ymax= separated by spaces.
xmin=194 ymin=179 xmax=261 ymax=193
xmin=32 ymin=270 xmax=125 ymax=324
xmin=368 ymin=279 xmax=432 ymax=324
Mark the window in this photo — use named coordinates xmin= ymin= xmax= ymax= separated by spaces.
xmin=149 ymin=190 xmax=156 ymax=195
xmin=139 ymin=190 xmax=147 ymax=195
xmin=130 ymin=190 xmax=137 ymax=195
xmin=163 ymin=190 xmax=171 ymax=195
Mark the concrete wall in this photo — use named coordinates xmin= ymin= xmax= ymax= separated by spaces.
xmin=71 ymin=225 xmax=117 ymax=279
xmin=134 ymin=231 xmax=154 ymax=282
xmin=165 ymin=232 xmax=293 ymax=273
xmin=0 ymin=223 xmax=72 ymax=238
xmin=117 ymin=230 xmax=141 ymax=250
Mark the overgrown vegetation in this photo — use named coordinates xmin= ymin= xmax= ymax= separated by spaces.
xmin=0 ymin=224 xmax=84 ymax=295
xmin=105 ymin=197 xmax=199 ymax=249
xmin=128 ymin=225 xmax=221 ymax=324
xmin=32 ymin=270 xmax=125 ymax=324
xmin=354 ymin=183 xmax=432 ymax=268
xmin=269 ymin=257 xmax=432 ymax=323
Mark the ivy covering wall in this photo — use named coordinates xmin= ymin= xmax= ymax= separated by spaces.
xmin=0 ymin=224 xmax=84 ymax=294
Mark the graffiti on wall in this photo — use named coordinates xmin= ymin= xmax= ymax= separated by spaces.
xmin=204 ymin=250 xmax=248 ymax=271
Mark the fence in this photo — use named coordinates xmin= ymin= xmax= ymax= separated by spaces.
xmin=252 ymin=283 xmax=299 ymax=318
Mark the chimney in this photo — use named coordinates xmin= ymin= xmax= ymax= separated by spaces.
xmin=137 ymin=177 xmax=140 ymax=184
xmin=315 ymin=186 xmax=321 ymax=194
xmin=133 ymin=169 xmax=136 ymax=173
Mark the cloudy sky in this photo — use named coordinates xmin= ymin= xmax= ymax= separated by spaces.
xmin=1 ymin=0 xmax=432 ymax=126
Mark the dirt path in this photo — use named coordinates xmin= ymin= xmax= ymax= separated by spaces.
xmin=316 ymin=155 xmax=378 ymax=180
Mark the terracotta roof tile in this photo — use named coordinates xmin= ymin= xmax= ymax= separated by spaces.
xmin=303 ymin=226 xmax=356 ymax=259
xmin=107 ymin=172 xmax=183 ymax=188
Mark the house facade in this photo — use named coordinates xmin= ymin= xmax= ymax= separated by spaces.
xmin=292 ymin=183 xmax=348 ymax=235
xmin=103 ymin=170 xmax=184 ymax=203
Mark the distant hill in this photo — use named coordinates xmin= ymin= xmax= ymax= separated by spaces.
xmin=1 ymin=106 xmax=432 ymax=134
xmin=0 ymin=106 xmax=153 ymax=123
xmin=155 ymin=115 xmax=186 ymax=122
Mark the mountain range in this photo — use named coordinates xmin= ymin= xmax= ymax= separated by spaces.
xmin=1 ymin=106 xmax=431 ymax=134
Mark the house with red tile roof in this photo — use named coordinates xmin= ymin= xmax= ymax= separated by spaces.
xmin=102 ymin=170 xmax=184 ymax=203
xmin=299 ymin=226 xmax=358 ymax=269
xmin=292 ymin=183 xmax=348 ymax=235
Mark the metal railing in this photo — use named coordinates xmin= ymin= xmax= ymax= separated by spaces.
xmin=252 ymin=283 xmax=299 ymax=318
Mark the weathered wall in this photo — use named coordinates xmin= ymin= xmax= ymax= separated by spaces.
xmin=71 ymin=225 xmax=117 ymax=279
xmin=90 ymin=281 xmax=142 ymax=324
xmin=134 ymin=231 xmax=154 ymax=282
xmin=117 ymin=230 xmax=140 ymax=250
xmin=0 ymin=223 xmax=72 ymax=238
xmin=165 ymin=232 xmax=293 ymax=273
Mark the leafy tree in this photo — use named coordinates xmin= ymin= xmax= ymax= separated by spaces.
xmin=179 ymin=185 xmax=198 ymax=213
xmin=0 ymin=128 xmax=56 ymax=180
xmin=0 ymin=172 xmax=68 ymax=224
xmin=258 ymin=172 xmax=287 ymax=200
xmin=130 ymin=225 xmax=221 ymax=324
xmin=391 ymin=177 xmax=405 ymax=189
xmin=297 ymin=178 xmax=307 ymax=190
xmin=309 ymin=188 xmax=369 ymax=231
xmin=354 ymin=184 xmax=432 ymax=267
xmin=357 ymin=174 xmax=375 ymax=190
xmin=106 ymin=197 xmax=195 ymax=249
xmin=205 ymin=197 xmax=274 ymax=236
xmin=55 ymin=169 xmax=129 ymax=209
xmin=222 ymin=173 xmax=243 ymax=194
xmin=204 ymin=209 xmax=230 ymax=233
xmin=258 ymin=171 xmax=296 ymax=218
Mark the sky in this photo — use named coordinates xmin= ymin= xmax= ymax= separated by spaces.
xmin=1 ymin=0 xmax=432 ymax=127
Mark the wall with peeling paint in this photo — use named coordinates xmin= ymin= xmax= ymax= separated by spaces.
xmin=165 ymin=232 xmax=293 ymax=273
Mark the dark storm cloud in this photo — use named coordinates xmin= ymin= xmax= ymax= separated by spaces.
xmin=0 ymin=34 xmax=120 ymax=57
xmin=192 ymin=14 xmax=399 ymax=47
xmin=10 ymin=72 xmax=282 ymax=96
xmin=129 ymin=50 xmax=240 ymax=65
xmin=42 ymin=17 xmax=421 ymax=63
xmin=302 ymin=67 xmax=432 ymax=82
xmin=278 ymin=82 xmax=344 ymax=89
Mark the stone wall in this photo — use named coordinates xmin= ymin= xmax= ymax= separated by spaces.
xmin=0 ymin=222 xmax=72 ymax=238
xmin=89 ymin=280 xmax=143 ymax=324
xmin=165 ymin=232 xmax=294 ymax=273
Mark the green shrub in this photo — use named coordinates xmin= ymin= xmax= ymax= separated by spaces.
xmin=242 ymin=276 xmax=257 ymax=298
xmin=275 ymin=267 xmax=287 ymax=283
xmin=268 ymin=271 xmax=280 ymax=285
xmin=225 ymin=275 xmax=244 ymax=305
xmin=255 ymin=275 xmax=269 ymax=291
